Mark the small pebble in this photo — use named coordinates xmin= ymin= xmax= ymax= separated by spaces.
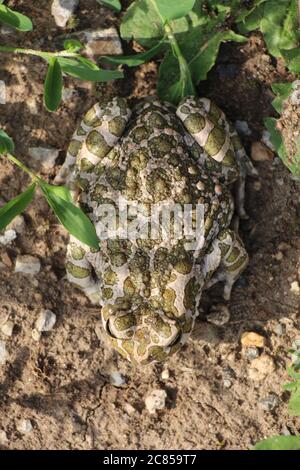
xmin=244 ymin=346 xmax=260 ymax=360
xmin=274 ymin=323 xmax=286 ymax=336
xmin=15 ymin=255 xmax=41 ymax=275
xmin=0 ymin=24 xmax=14 ymax=35
xmin=290 ymin=281 xmax=300 ymax=294
xmin=206 ymin=305 xmax=230 ymax=326
xmin=161 ymin=368 xmax=170 ymax=380
xmin=7 ymin=215 xmax=25 ymax=234
xmin=253 ymin=180 xmax=262 ymax=191
xmin=145 ymin=389 xmax=167 ymax=414
xmin=31 ymin=329 xmax=41 ymax=342
xmin=109 ymin=371 xmax=126 ymax=387
xmin=124 ymin=403 xmax=136 ymax=415
xmin=223 ymin=379 xmax=232 ymax=389
xmin=63 ymin=27 xmax=122 ymax=59
xmin=29 ymin=147 xmax=60 ymax=170
xmin=0 ymin=321 xmax=14 ymax=337
xmin=261 ymin=129 xmax=275 ymax=151
xmin=248 ymin=354 xmax=275 ymax=381
xmin=0 ymin=430 xmax=8 ymax=445
xmin=272 ymin=251 xmax=283 ymax=261
xmin=51 ymin=0 xmax=79 ymax=27
xmin=259 ymin=393 xmax=279 ymax=411
xmin=62 ymin=88 xmax=76 ymax=101
xmin=35 ymin=310 xmax=56 ymax=332
xmin=235 ymin=120 xmax=251 ymax=136
xmin=241 ymin=331 xmax=266 ymax=348
xmin=251 ymin=141 xmax=274 ymax=162
xmin=17 ymin=419 xmax=33 ymax=434
xmin=0 ymin=340 xmax=7 ymax=365
xmin=0 ymin=229 xmax=17 ymax=246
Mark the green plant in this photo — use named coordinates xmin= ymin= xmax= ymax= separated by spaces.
xmin=236 ymin=0 xmax=300 ymax=72
xmin=0 ymin=2 xmax=123 ymax=111
xmin=0 ymin=130 xmax=99 ymax=249
xmin=102 ymin=0 xmax=247 ymax=104
xmin=264 ymin=82 xmax=300 ymax=179
xmin=254 ymin=340 xmax=300 ymax=450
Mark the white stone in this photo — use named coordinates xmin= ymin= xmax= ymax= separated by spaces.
xmin=62 ymin=88 xmax=76 ymax=101
xmin=0 ymin=24 xmax=14 ymax=35
xmin=17 ymin=419 xmax=32 ymax=434
xmin=0 ymin=80 xmax=6 ymax=104
xmin=145 ymin=389 xmax=167 ymax=414
xmin=35 ymin=310 xmax=57 ymax=332
xmin=109 ymin=371 xmax=126 ymax=387
xmin=64 ymin=26 xmax=122 ymax=59
xmin=235 ymin=120 xmax=251 ymax=136
xmin=15 ymin=255 xmax=41 ymax=275
xmin=0 ymin=229 xmax=17 ymax=246
xmin=161 ymin=369 xmax=170 ymax=380
xmin=0 ymin=341 xmax=7 ymax=365
xmin=7 ymin=215 xmax=25 ymax=234
xmin=29 ymin=147 xmax=60 ymax=170
xmin=31 ymin=328 xmax=41 ymax=341
xmin=0 ymin=430 xmax=8 ymax=445
xmin=1 ymin=321 xmax=14 ymax=337
xmin=51 ymin=0 xmax=79 ymax=28
xmin=262 ymin=129 xmax=276 ymax=152
xmin=290 ymin=281 xmax=300 ymax=294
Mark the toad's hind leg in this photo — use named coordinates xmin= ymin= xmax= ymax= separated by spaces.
xmin=203 ymin=229 xmax=248 ymax=301
xmin=66 ymin=236 xmax=101 ymax=305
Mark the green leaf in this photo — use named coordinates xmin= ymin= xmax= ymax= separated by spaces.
xmin=44 ymin=58 xmax=63 ymax=112
xmin=282 ymin=48 xmax=300 ymax=73
xmin=0 ymin=129 xmax=15 ymax=154
xmin=0 ymin=4 xmax=33 ymax=31
xmin=157 ymin=29 xmax=245 ymax=104
xmin=264 ymin=117 xmax=285 ymax=159
xmin=57 ymin=57 xmax=123 ymax=82
xmin=0 ymin=184 xmax=35 ymax=231
xmin=154 ymin=0 xmax=196 ymax=21
xmin=41 ymin=183 xmax=73 ymax=204
xmin=265 ymin=117 xmax=300 ymax=179
xmin=121 ymin=0 xmax=164 ymax=47
xmin=237 ymin=0 xmax=300 ymax=58
xmin=101 ymin=38 xmax=165 ymax=67
xmin=271 ymin=82 xmax=293 ymax=114
xmin=288 ymin=389 xmax=300 ymax=416
xmin=157 ymin=51 xmax=195 ymax=103
xmin=41 ymin=184 xmax=99 ymax=250
xmin=188 ymin=30 xmax=246 ymax=84
xmin=96 ymin=0 xmax=121 ymax=12
xmin=63 ymin=39 xmax=84 ymax=53
xmin=254 ymin=435 xmax=300 ymax=450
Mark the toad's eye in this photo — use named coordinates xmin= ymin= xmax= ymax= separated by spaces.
xmin=168 ymin=331 xmax=182 ymax=347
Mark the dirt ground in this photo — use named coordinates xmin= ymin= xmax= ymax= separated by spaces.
xmin=0 ymin=1 xmax=300 ymax=450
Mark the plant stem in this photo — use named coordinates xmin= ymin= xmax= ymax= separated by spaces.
xmin=0 ymin=45 xmax=79 ymax=60
xmin=164 ymin=21 xmax=196 ymax=96
xmin=4 ymin=153 xmax=40 ymax=183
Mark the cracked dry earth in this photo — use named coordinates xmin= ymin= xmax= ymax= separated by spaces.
xmin=0 ymin=1 xmax=300 ymax=450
